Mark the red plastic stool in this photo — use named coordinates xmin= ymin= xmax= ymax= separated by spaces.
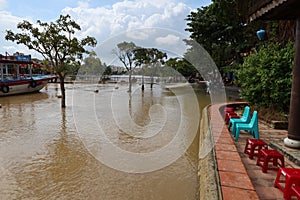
xmin=225 ymin=112 xmax=239 ymax=124
xmin=256 ymin=149 xmax=284 ymax=173
xmin=244 ymin=138 xmax=268 ymax=159
xmin=224 ymin=107 xmax=234 ymax=113
xmin=290 ymin=185 xmax=300 ymax=200
xmin=274 ymin=168 xmax=300 ymax=199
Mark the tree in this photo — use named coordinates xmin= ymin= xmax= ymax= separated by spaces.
xmin=165 ymin=57 xmax=197 ymax=81
xmin=112 ymin=41 xmax=137 ymax=92
xmin=5 ymin=14 xmax=97 ymax=108
xmin=133 ymin=47 xmax=167 ymax=89
xmin=147 ymin=48 xmax=167 ymax=88
xmin=80 ymin=51 xmax=107 ymax=81
xmin=133 ymin=48 xmax=150 ymax=90
xmin=103 ymin=66 xmax=112 ymax=76
xmin=185 ymin=0 xmax=262 ymax=68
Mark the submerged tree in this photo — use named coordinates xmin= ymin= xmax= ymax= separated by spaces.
xmin=133 ymin=48 xmax=151 ymax=90
xmin=113 ymin=41 xmax=137 ymax=92
xmin=134 ymin=47 xmax=167 ymax=89
xmin=146 ymin=48 xmax=167 ymax=88
xmin=5 ymin=14 xmax=97 ymax=108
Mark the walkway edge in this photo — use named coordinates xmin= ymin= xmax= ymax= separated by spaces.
xmin=202 ymin=102 xmax=259 ymax=200
xmin=198 ymin=105 xmax=222 ymax=200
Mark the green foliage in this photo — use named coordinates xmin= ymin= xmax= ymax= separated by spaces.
xmin=6 ymin=15 xmax=97 ymax=78
xmin=113 ymin=41 xmax=137 ymax=71
xmin=103 ymin=66 xmax=112 ymax=76
xmin=5 ymin=14 xmax=97 ymax=107
xmin=133 ymin=47 xmax=167 ymax=68
xmin=185 ymin=0 xmax=292 ymax=115
xmin=185 ymin=0 xmax=270 ymax=69
xmin=132 ymin=47 xmax=167 ymax=88
xmin=186 ymin=0 xmax=252 ymax=68
xmin=80 ymin=51 xmax=107 ymax=75
xmin=112 ymin=41 xmax=137 ymax=92
xmin=165 ymin=57 xmax=197 ymax=78
xmin=235 ymin=42 xmax=294 ymax=112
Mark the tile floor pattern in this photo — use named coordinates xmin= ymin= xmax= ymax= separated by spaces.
xmin=210 ymin=103 xmax=300 ymax=200
xmin=236 ymin=122 xmax=299 ymax=200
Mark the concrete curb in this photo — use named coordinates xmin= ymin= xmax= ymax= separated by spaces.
xmin=198 ymin=105 xmax=222 ymax=200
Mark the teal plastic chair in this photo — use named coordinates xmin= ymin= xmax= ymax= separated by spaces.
xmin=234 ymin=111 xmax=259 ymax=142
xmin=228 ymin=106 xmax=251 ymax=136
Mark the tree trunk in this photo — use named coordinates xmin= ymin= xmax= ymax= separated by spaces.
xmin=59 ymin=74 xmax=66 ymax=108
xmin=142 ymin=66 xmax=145 ymax=91
xmin=128 ymin=70 xmax=132 ymax=93
xmin=279 ymin=20 xmax=296 ymax=43
xmin=150 ymin=65 xmax=154 ymax=89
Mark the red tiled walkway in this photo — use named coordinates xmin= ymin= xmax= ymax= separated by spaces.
xmin=209 ymin=102 xmax=299 ymax=200
xmin=209 ymin=103 xmax=259 ymax=200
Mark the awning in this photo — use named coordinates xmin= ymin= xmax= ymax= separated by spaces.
xmin=249 ymin=0 xmax=300 ymax=21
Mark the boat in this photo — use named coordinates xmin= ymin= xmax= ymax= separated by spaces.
xmin=0 ymin=53 xmax=57 ymax=96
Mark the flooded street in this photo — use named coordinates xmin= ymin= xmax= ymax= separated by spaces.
xmin=0 ymin=83 xmax=211 ymax=200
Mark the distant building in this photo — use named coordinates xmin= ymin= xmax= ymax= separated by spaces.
xmin=109 ymin=65 xmax=126 ymax=74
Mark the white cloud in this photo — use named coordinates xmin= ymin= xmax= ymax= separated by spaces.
xmin=0 ymin=0 xmax=7 ymax=11
xmin=0 ymin=11 xmax=35 ymax=56
xmin=77 ymin=1 xmax=90 ymax=9
xmin=126 ymin=30 xmax=149 ymax=40
xmin=0 ymin=0 xmax=193 ymax=62
xmin=155 ymin=34 xmax=180 ymax=46
xmin=96 ymin=28 xmax=188 ymax=66
xmin=61 ymin=0 xmax=192 ymax=63
xmin=62 ymin=0 xmax=191 ymax=40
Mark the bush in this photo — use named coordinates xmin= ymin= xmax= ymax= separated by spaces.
xmin=255 ymin=107 xmax=288 ymax=121
xmin=235 ymin=41 xmax=294 ymax=113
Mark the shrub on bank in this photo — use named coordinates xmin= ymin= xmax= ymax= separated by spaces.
xmin=235 ymin=41 xmax=294 ymax=114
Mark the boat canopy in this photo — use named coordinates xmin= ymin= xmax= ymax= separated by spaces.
xmin=0 ymin=54 xmax=33 ymax=64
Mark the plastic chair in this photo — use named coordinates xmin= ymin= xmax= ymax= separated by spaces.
xmin=234 ymin=111 xmax=259 ymax=142
xmin=228 ymin=106 xmax=251 ymax=136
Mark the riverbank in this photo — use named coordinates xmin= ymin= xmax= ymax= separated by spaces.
xmin=203 ymin=102 xmax=300 ymax=199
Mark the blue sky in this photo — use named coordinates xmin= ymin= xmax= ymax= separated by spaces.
xmin=0 ymin=0 xmax=212 ymax=63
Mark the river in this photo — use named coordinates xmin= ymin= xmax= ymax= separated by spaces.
xmin=0 ymin=82 xmax=211 ymax=200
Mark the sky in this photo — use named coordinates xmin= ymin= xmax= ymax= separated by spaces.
xmin=0 ymin=0 xmax=212 ymax=65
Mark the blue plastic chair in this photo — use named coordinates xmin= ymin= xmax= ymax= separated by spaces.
xmin=228 ymin=106 xmax=251 ymax=136
xmin=234 ymin=111 xmax=259 ymax=142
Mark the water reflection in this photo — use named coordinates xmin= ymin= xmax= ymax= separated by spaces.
xmin=0 ymin=83 xmax=210 ymax=199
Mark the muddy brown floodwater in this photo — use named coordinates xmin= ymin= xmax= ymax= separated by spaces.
xmin=0 ymin=83 xmax=211 ymax=200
